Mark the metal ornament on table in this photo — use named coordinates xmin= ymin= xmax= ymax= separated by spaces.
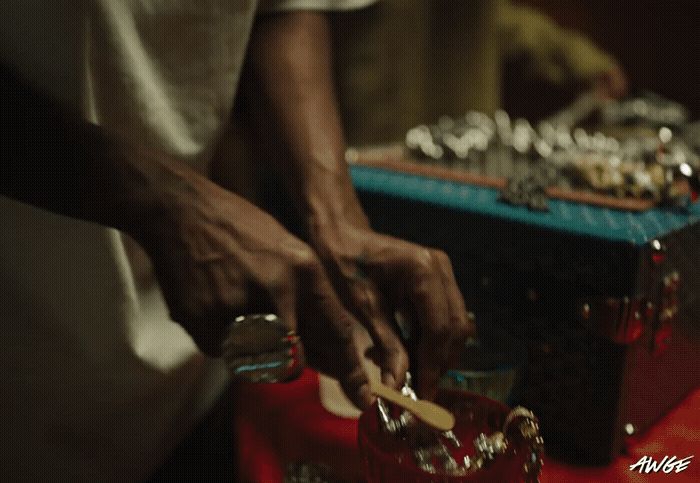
xmin=404 ymin=104 xmax=699 ymax=210
xmin=375 ymin=372 xmax=544 ymax=481
xmin=221 ymin=314 xmax=304 ymax=383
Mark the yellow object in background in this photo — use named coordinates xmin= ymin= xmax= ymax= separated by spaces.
xmin=332 ymin=0 xmax=618 ymax=145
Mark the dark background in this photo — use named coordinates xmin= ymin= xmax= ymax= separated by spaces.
xmin=505 ymin=0 xmax=699 ymax=120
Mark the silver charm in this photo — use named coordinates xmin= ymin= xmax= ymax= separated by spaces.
xmin=221 ymin=314 xmax=303 ymax=383
xmin=375 ymin=374 xmax=543 ymax=479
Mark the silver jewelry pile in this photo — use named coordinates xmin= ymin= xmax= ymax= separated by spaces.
xmin=377 ymin=373 xmax=544 ymax=480
xmin=405 ymin=95 xmax=699 ymax=210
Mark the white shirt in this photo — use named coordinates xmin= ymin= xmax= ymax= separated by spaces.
xmin=0 ymin=0 xmax=373 ymax=480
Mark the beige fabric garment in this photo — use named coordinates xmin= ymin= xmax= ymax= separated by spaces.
xmin=0 ymin=0 xmax=373 ymax=480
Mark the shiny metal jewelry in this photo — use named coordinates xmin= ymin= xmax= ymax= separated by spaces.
xmin=221 ymin=314 xmax=303 ymax=383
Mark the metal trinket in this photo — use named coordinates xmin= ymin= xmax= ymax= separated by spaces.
xmin=376 ymin=372 xmax=544 ymax=480
xmin=221 ymin=314 xmax=303 ymax=383
xmin=404 ymin=100 xmax=699 ymax=210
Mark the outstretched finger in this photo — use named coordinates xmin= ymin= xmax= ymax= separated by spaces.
xmin=350 ymin=281 xmax=409 ymax=390
xmin=407 ymin=250 xmax=451 ymax=400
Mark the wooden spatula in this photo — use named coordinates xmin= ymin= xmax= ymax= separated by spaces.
xmin=370 ymin=380 xmax=455 ymax=431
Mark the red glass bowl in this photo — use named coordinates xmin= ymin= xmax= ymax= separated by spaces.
xmin=358 ymin=390 xmax=538 ymax=482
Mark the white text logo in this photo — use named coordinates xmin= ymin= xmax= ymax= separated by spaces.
xmin=629 ymin=455 xmax=693 ymax=474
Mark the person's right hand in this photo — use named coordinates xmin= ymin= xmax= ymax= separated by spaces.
xmin=131 ymin=161 xmax=374 ymax=408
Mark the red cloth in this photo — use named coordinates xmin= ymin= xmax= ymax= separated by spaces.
xmin=234 ymin=369 xmax=700 ymax=482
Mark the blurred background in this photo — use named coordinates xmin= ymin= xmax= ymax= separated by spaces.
xmin=327 ymin=0 xmax=698 ymax=146
xmin=504 ymin=0 xmax=699 ymax=119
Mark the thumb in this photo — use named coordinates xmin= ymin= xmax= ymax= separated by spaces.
xmin=374 ymin=326 xmax=410 ymax=391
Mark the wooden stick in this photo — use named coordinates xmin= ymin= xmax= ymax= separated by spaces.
xmin=370 ymin=380 xmax=455 ymax=431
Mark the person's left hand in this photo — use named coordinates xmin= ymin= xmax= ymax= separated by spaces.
xmin=309 ymin=220 xmax=475 ymax=401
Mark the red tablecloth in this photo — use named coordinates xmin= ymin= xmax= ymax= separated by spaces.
xmin=234 ymin=369 xmax=700 ymax=482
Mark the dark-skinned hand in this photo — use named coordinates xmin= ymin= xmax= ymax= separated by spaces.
xmin=309 ymin=219 xmax=475 ymax=401
xmin=132 ymin=164 xmax=375 ymax=408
